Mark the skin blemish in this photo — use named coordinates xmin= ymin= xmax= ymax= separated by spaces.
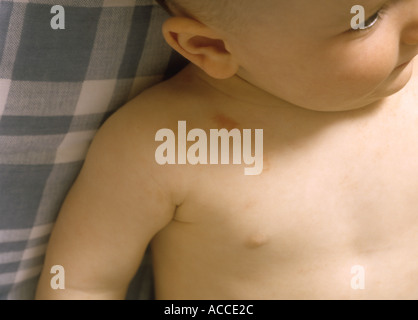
xmin=212 ymin=114 xmax=240 ymax=131
xmin=244 ymin=199 xmax=256 ymax=210
xmin=245 ymin=233 xmax=269 ymax=249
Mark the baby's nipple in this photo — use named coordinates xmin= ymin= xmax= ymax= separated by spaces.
xmin=245 ymin=233 xmax=269 ymax=249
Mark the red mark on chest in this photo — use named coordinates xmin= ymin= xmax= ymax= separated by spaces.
xmin=212 ymin=114 xmax=240 ymax=131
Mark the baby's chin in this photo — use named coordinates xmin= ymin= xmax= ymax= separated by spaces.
xmin=296 ymin=93 xmax=399 ymax=113
xmin=360 ymin=61 xmax=416 ymax=108
xmin=379 ymin=59 xmax=415 ymax=93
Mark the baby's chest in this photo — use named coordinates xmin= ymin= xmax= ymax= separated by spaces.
xmin=177 ymin=121 xmax=418 ymax=256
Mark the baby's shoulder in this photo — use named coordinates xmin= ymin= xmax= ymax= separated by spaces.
xmin=108 ymin=72 xmax=198 ymax=136
xmin=116 ymin=69 xmax=219 ymax=136
xmin=91 ymin=68 xmax=210 ymax=196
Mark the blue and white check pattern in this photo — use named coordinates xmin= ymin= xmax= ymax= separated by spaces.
xmin=0 ymin=0 xmax=185 ymax=299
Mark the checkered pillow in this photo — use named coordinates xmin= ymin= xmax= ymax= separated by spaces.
xmin=0 ymin=0 xmax=185 ymax=299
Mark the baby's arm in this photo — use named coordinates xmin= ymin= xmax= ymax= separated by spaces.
xmin=36 ymin=102 xmax=175 ymax=299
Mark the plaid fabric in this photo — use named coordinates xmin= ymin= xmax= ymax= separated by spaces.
xmin=0 ymin=0 xmax=186 ymax=299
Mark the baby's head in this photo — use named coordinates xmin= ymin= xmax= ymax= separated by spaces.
xmin=156 ymin=0 xmax=244 ymax=29
xmin=158 ymin=0 xmax=418 ymax=112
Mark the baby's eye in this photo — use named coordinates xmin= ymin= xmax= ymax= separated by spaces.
xmin=350 ymin=3 xmax=390 ymax=33
xmin=362 ymin=11 xmax=381 ymax=29
xmin=357 ymin=6 xmax=390 ymax=32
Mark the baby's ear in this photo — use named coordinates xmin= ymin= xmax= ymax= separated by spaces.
xmin=162 ymin=17 xmax=239 ymax=79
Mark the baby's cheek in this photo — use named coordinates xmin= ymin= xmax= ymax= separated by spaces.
xmin=331 ymin=41 xmax=396 ymax=88
xmin=333 ymin=57 xmax=393 ymax=94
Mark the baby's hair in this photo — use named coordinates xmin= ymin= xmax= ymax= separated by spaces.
xmin=155 ymin=0 xmax=171 ymax=14
xmin=156 ymin=0 xmax=224 ymax=18
xmin=155 ymin=0 xmax=244 ymax=33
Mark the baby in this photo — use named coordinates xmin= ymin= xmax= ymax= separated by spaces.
xmin=36 ymin=0 xmax=418 ymax=299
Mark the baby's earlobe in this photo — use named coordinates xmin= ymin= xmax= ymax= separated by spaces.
xmin=201 ymin=54 xmax=239 ymax=79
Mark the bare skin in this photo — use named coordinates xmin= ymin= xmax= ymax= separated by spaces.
xmin=153 ymin=63 xmax=418 ymax=300
xmin=36 ymin=0 xmax=418 ymax=299
xmin=37 ymin=61 xmax=418 ymax=300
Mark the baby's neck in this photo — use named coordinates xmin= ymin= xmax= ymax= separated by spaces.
xmin=187 ymin=64 xmax=294 ymax=110
xmin=186 ymin=64 xmax=391 ymax=118
xmin=175 ymin=64 xmax=416 ymax=143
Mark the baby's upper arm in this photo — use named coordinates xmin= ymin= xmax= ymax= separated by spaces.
xmin=36 ymin=101 xmax=176 ymax=299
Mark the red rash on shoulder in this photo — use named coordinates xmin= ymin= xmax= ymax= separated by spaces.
xmin=212 ymin=114 xmax=240 ymax=131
